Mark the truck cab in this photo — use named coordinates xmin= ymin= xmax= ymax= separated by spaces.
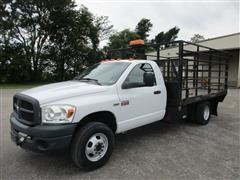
xmin=10 ymin=60 xmax=167 ymax=170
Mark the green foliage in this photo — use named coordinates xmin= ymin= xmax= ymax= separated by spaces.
xmin=135 ymin=18 xmax=153 ymax=41
xmin=153 ymin=26 xmax=180 ymax=44
xmin=0 ymin=0 xmax=112 ymax=83
xmin=105 ymin=19 xmax=180 ymax=57
xmin=105 ymin=18 xmax=153 ymax=51
xmin=0 ymin=2 xmax=180 ymax=83
xmin=107 ymin=29 xmax=140 ymax=49
xmin=46 ymin=5 xmax=103 ymax=81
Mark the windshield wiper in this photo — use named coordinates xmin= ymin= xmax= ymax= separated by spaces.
xmin=78 ymin=78 xmax=102 ymax=85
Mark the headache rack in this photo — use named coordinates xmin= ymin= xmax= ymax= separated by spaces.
xmin=108 ymin=40 xmax=229 ymax=109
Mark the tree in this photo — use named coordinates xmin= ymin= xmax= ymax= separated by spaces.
xmin=0 ymin=0 xmax=77 ymax=81
xmin=106 ymin=29 xmax=140 ymax=49
xmin=190 ymin=34 xmax=205 ymax=43
xmin=94 ymin=16 xmax=113 ymax=41
xmin=47 ymin=6 xmax=112 ymax=81
xmin=153 ymin=26 xmax=180 ymax=44
xmin=104 ymin=24 xmax=180 ymax=59
xmin=135 ymin=18 xmax=153 ymax=41
xmin=0 ymin=1 xmax=112 ymax=82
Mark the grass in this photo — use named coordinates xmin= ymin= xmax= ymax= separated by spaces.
xmin=0 ymin=83 xmax=47 ymax=89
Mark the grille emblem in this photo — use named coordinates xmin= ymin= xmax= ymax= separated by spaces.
xmin=15 ymin=103 xmax=19 ymax=113
xmin=16 ymin=104 xmax=19 ymax=112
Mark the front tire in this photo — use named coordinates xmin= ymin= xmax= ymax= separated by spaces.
xmin=195 ymin=101 xmax=211 ymax=125
xmin=71 ymin=122 xmax=114 ymax=171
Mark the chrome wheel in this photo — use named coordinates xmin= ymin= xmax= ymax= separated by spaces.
xmin=203 ymin=105 xmax=210 ymax=120
xmin=85 ymin=133 xmax=108 ymax=162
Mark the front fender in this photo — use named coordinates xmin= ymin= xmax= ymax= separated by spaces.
xmin=41 ymin=86 xmax=120 ymax=125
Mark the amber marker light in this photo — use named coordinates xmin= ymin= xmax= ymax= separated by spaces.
xmin=129 ymin=39 xmax=144 ymax=46
xmin=67 ymin=107 xmax=76 ymax=119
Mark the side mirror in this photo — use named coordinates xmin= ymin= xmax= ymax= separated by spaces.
xmin=144 ymin=72 xmax=154 ymax=86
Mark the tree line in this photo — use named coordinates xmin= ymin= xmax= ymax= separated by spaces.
xmin=0 ymin=0 xmax=181 ymax=83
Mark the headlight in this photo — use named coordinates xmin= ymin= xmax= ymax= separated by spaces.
xmin=41 ymin=105 xmax=76 ymax=124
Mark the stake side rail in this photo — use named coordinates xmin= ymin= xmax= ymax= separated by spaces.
xmin=107 ymin=40 xmax=229 ymax=108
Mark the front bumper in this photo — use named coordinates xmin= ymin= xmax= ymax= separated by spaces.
xmin=10 ymin=113 xmax=77 ymax=153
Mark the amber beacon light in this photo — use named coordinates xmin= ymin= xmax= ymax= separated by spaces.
xmin=129 ymin=39 xmax=144 ymax=46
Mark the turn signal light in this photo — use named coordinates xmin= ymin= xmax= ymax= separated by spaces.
xmin=67 ymin=107 xmax=75 ymax=118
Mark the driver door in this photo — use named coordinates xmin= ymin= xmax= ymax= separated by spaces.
xmin=117 ymin=63 xmax=165 ymax=132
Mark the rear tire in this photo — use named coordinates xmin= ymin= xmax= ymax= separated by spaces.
xmin=195 ymin=101 xmax=211 ymax=125
xmin=71 ymin=122 xmax=114 ymax=171
xmin=186 ymin=106 xmax=195 ymax=122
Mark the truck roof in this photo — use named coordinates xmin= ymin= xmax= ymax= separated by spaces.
xmin=101 ymin=59 xmax=151 ymax=64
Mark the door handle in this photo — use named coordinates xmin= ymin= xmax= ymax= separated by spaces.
xmin=154 ymin=90 xmax=161 ymax=94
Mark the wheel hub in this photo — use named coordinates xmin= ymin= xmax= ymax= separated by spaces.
xmin=203 ymin=105 xmax=210 ymax=120
xmin=85 ymin=133 xmax=108 ymax=162
xmin=96 ymin=142 xmax=103 ymax=150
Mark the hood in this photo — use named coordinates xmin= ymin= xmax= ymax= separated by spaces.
xmin=21 ymin=80 xmax=108 ymax=104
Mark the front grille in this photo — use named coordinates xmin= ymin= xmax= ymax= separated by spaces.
xmin=20 ymin=110 xmax=34 ymax=121
xmin=21 ymin=100 xmax=33 ymax=110
xmin=13 ymin=93 xmax=41 ymax=125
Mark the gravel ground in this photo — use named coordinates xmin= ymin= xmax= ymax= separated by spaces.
xmin=0 ymin=88 xmax=239 ymax=180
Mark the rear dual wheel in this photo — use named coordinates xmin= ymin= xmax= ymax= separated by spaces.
xmin=188 ymin=101 xmax=211 ymax=125
xmin=196 ymin=101 xmax=211 ymax=125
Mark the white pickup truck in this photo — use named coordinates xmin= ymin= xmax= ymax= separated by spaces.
xmin=10 ymin=41 xmax=228 ymax=171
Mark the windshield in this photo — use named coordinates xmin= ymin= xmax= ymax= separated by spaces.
xmin=74 ymin=62 xmax=130 ymax=85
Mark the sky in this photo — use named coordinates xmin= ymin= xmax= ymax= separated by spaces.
xmin=76 ymin=0 xmax=240 ymax=47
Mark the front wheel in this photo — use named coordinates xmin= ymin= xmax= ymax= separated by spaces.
xmin=195 ymin=101 xmax=211 ymax=125
xmin=71 ymin=122 xmax=114 ymax=171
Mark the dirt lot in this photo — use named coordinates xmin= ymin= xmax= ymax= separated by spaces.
xmin=0 ymin=88 xmax=239 ymax=180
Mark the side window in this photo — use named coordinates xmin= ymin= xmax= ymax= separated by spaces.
xmin=122 ymin=63 xmax=156 ymax=89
